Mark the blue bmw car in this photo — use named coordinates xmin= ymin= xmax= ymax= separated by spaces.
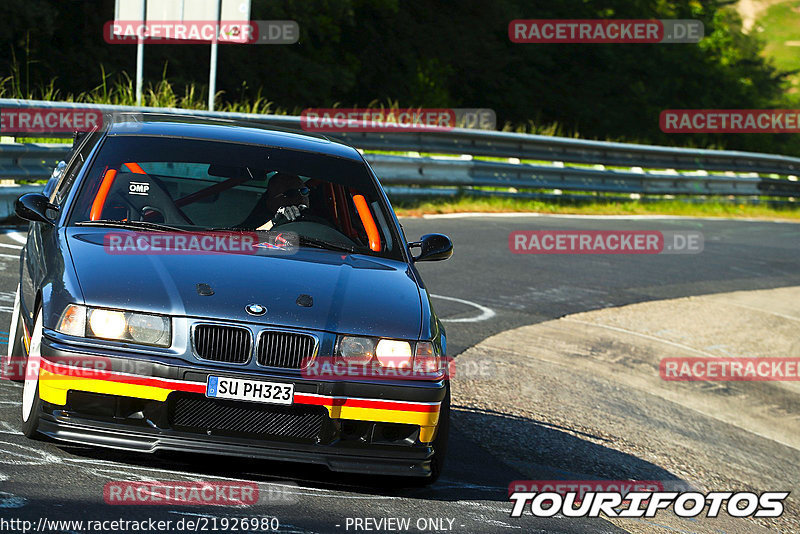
xmin=5 ymin=114 xmax=453 ymax=482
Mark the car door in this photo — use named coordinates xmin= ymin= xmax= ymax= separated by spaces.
xmin=19 ymin=132 xmax=100 ymax=326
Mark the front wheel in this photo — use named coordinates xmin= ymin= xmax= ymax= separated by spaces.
xmin=3 ymin=284 xmax=26 ymax=382
xmin=425 ymin=383 xmax=450 ymax=484
xmin=21 ymin=309 xmax=44 ymax=439
xmin=397 ymin=383 xmax=450 ymax=488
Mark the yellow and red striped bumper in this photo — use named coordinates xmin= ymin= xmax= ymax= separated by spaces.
xmin=38 ymin=359 xmax=441 ymax=442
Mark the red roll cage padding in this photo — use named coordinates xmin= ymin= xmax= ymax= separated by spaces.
xmin=123 ymin=162 xmax=147 ymax=174
xmin=352 ymin=194 xmax=381 ymax=252
xmin=90 ymin=168 xmax=118 ymax=221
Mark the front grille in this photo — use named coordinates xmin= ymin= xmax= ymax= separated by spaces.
xmin=193 ymin=325 xmax=252 ymax=364
xmin=257 ymin=331 xmax=316 ymax=369
xmin=169 ymin=394 xmax=326 ymax=441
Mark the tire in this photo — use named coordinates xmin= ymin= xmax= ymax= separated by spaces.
xmin=21 ymin=309 xmax=44 ymax=439
xmin=3 ymin=284 xmax=26 ymax=382
xmin=425 ymin=383 xmax=450 ymax=484
xmin=397 ymin=383 xmax=450 ymax=488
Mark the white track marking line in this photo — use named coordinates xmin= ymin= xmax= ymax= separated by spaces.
xmin=63 ymin=458 xmax=397 ymax=497
xmin=418 ymin=212 xmax=800 ymax=223
xmin=563 ymin=318 xmax=719 ymax=357
xmin=553 ymin=318 xmax=800 ymax=451
xmin=63 ymin=457 xmax=511 ymax=512
xmin=63 ymin=458 xmax=505 ymax=508
xmin=0 ymin=243 xmax=22 ymax=250
xmin=423 ymin=212 xmax=682 ymax=220
xmin=708 ymin=300 xmax=800 ymax=323
xmin=4 ymin=232 xmax=27 ymax=245
xmin=0 ymin=440 xmax=63 ymax=465
xmin=0 ymin=491 xmax=26 ymax=509
xmin=0 ymin=422 xmax=20 ymax=435
xmin=0 ymin=254 xmax=20 ymax=260
xmin=431 ymin=294 xmax=496 ymax=323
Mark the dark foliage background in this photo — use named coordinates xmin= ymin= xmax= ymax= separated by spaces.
xmin=1 ymin=0 xmax=797 ymax=154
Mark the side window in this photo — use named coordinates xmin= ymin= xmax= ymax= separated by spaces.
xmin=43 ymin=160 xmax=67 ymax=199
xmin=53 ymin=133 xmax=101 ymax=204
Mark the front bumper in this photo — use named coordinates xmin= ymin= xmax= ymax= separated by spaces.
xmin=36 ymin=335 xmax=446 ymax=477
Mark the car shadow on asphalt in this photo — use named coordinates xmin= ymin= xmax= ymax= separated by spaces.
xmin=53 ymin=404 xmax=690 ymax=505
xmin=447 ymin=406 xmax=692 ymax=491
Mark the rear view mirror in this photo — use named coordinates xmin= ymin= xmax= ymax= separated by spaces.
xmin=410 ymin=233 xmax=453 ymax=262
xmin=208 ymin=164 xmax=248 ymax=179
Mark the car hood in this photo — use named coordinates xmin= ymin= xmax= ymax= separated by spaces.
xmin=66 ymin=229 xmax=422 ymax=339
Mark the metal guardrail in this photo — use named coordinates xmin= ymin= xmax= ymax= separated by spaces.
xmin=364 ymin=154 xmax=782 ymax=197
xmin=1 ymin=98 xmax=800 ymax=201
xmin=0 ymin=143 xmax=67 ymax=179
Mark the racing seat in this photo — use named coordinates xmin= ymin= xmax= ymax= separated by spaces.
xmin=98 ymin=167 xmax=192 ymax=225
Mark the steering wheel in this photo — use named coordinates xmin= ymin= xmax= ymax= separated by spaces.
xmin=271 ymin=207 xmax=341 ymax=231
xmin=270 ymin=206 xmax=306 ymax=228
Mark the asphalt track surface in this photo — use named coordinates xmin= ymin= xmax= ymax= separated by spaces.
xmin=0 ymin=214 xmax=798 ymax=533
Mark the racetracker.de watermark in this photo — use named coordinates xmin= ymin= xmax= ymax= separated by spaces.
xmin=0 ymin=107 xmax=102 ymax=134
xmin=301 ymin=356 xmax=456 ymax=381
xmin=104 ymin=481 xmax=258 ymax=506
xmin=300 ymin=108 xmax=496 ymax=132
xmin=509 ymin=19 xmax=703 ymax=43
xmin=660 ymin=357 xmax=800 ymax=381
xmin=103 ymin=231 xmax=297 ymax=255
xmin=509 ymin=230 xmax=703 ymax=254
xmin=3 ymin=354 xmax=112 ymax=382
xmin=104 ymin=20 xmax=299 ymax=44
xmin=661 ymin=109 xmax=800 ymax=133
xmin=3 ymin=353 xmax=503 ymax=383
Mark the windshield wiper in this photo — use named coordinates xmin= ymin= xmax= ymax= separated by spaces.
xmin=298 ymin=235 xmax=359 ymax=253
xmin=75 ymin=220 xmax=189 ymax=232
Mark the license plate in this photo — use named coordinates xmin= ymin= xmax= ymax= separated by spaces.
xmin=206 ymin=376 xmax=294 ymax=405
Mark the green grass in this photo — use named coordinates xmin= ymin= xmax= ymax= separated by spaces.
xmin=0 ymin=65 xmax=289 ymax=115
xmin=0 ymin=65 xmax=598 ymax=139
xmin=754 ymin=1 xmax=800 ymax=91
xmin=393 ymin=196 xmax=800 ymax=221
xmin=3 ymin=65 xmax=798 ymax=219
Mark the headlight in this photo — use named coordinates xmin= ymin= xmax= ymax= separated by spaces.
xmin=57 ymin=304 xmax=171 ymax=347
xmin=337 ymin=336 xmax=428 ymax=368
xmin=338 ymin=336 xmax=374 ymax=364
xmin=375 ymin=339 xmax=413 ymax=368
xmin=127 ymin=313 xmax=170 ymax=346
xmin=89 ymin=309 xmax=126 ymax=339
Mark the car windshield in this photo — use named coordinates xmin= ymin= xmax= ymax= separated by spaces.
xmin=69 ymin=134 xmax=402 ymax=259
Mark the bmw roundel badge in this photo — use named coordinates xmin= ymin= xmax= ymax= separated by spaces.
xmin=245 ymin=303 xmax=267 ymax=316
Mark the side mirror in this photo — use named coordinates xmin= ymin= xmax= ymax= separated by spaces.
xmin=15 ymin=193 xmax=59 ymax=225
xmin=410 ymin=233 xmax=453 ymax=262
